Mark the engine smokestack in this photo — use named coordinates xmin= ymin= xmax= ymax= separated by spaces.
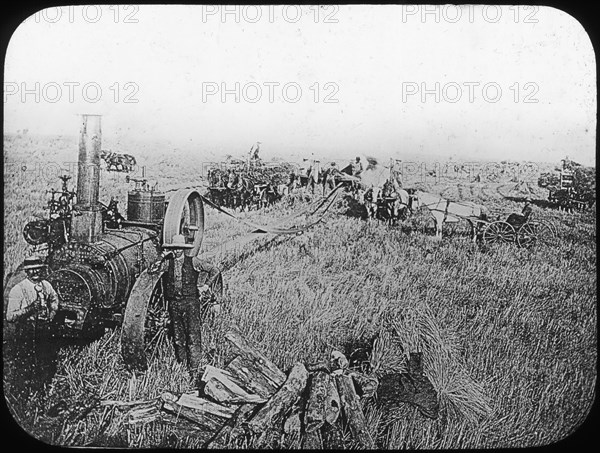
xmin=71 ymin=114 xmax=103 ymax=243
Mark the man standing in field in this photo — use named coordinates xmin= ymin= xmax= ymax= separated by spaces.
xmin=4 ymin=255 xmax=60 ymax=396
xmin=351 ymin=156 xmax=364 ymax=199
xmin=163 ymin=235 xmax=223 ymax=380
xmin=322 ymin=162 xmax=339 ymax=196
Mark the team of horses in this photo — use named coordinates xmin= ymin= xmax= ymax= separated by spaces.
xmin=207 ymin=169 xmax=288 ymax=211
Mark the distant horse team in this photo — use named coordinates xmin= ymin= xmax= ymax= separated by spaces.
xmin=205 ymin=158 xmax=359 ymax=211
xmin=207 ymin=168 xmax=285 ymax=211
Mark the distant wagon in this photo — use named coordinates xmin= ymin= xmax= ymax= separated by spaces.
xmin=538 ymin=157 xmax=596 ymax=212
xmin=411 ymin=191 xmax=556 ymax=248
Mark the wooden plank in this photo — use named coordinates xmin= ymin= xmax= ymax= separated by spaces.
xmin=247 ymin=362 xmax=308 ymax=434
xmin=227 ymin=355 xmax=279 ymax=399
xmin=335 ymin=374 xmax=375 ymax=449
xmin=175 ymin=392 xmax=236 ymax=418
xmin=225 ymin=330 xmax=286 ymax=389
xmin=160 ymin=392 xmax=233 ymax=433
xmin=205 ymin=377 xmax=267 ymax=405
xmin=201 ymin=365 xmax=266 ymax=404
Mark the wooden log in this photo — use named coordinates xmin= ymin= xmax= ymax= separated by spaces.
xmin=207 ymin=403 xmax=256 ymax=449
xmin=205 ymin=377 xmax=266 ymax=405
xmin=225 ymin=330 xmax=286 ymax=389
xmin=304 ymin=371 xmax=328 ymax=432
xmin=247 ymin=362 xmax=308 ymax=434
xmin=201 ymin=365 xmax=267 ymax=404
xmin=335 ymin=374 xmax=375 ymax=449
xmin=348 ymin=371 xmax=379 ymax=399
xmin=160 ymin=392 xmax=234 ymax=433
xmin=201 ymin=364 xmax=254 ymax=390
xmin=324 ymin=374 xmax=341 ymax=425
xmin=301 ymin=428 xmax=323 ymax=449
xmin=175 ymin=392 xmax=237 ymax=418
xmin=228 ymin=403 xmax=258 ymax=443
xmin=227 ymin=355 xmax=279 ymax=399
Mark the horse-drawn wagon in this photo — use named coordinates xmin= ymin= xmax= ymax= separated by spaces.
xmin=538 ymin=157 xmax=595 ymax=212
xmin=409 ymin=191 xmax=557 ymax=248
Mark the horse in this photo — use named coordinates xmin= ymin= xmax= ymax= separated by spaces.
xmin=237 ymin=176 xmax=255 ymax=211
xmin=412 ymin=191 xmax=488 ymax=241
xmin=277 ymin=183 xmax=289 ymax=198
xmin=378 ymin=186 xmax=411 ymax=225
xmin=100 ymin=151 xmax=136 ymax=172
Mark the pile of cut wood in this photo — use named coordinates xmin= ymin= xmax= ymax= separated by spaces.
xmin=112 ymin=330 xmax=379 ymax=449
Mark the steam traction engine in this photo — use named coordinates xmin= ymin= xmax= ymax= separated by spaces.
xmin=18 ymin=115 xmax=205 ymax=371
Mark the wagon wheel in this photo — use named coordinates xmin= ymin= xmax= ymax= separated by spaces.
xmin=121 ymin=269 xmax=170 ymax=371
xmin=163 ymin=189 xmax=204 ymax=257
xmin=516 ymin=222 xmax=538 ymax=248
xmin=482 ymin=221 xmax=516 ymax=244
xmin=518 ymin=220 xmax=556 ymax=248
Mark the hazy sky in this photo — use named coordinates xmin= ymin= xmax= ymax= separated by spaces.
xmin=3 ymin=5 xmax=596 ymax=165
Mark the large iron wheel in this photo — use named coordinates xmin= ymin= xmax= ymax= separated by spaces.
xmin=482 ymin=221 xmax=516 ymax=244
xmin=144 ymin=275 xmax=172 ymax=360
xmin=121 ymin=270 xmax=169 ymax=371
xmin=163 ymin=189 xmax=204 ymax=257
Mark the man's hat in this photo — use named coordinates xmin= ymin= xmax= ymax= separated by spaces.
xmin=163 ymin=234 xmax=195 ymax=249
xmin=23 ymin=255 xmax=45 ymax=270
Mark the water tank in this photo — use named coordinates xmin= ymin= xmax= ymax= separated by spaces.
xmin=127 ymin=190 xmax=166 ymax=224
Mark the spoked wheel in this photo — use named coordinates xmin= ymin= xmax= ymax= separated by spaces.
xmin=482 ymin=221 xmax=516 ymax=244
xmin=516 ymin=222 xmax=538 ymax=248
xmin=519 ymin=220 xmax=556 ymax=248
xmin=163 ymin=189 xmax=204 ymax=257
xmin=144 ymin=275 xmax=172 ymax=361
xmin=121 ymin=269 xmax=168 ymax=372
